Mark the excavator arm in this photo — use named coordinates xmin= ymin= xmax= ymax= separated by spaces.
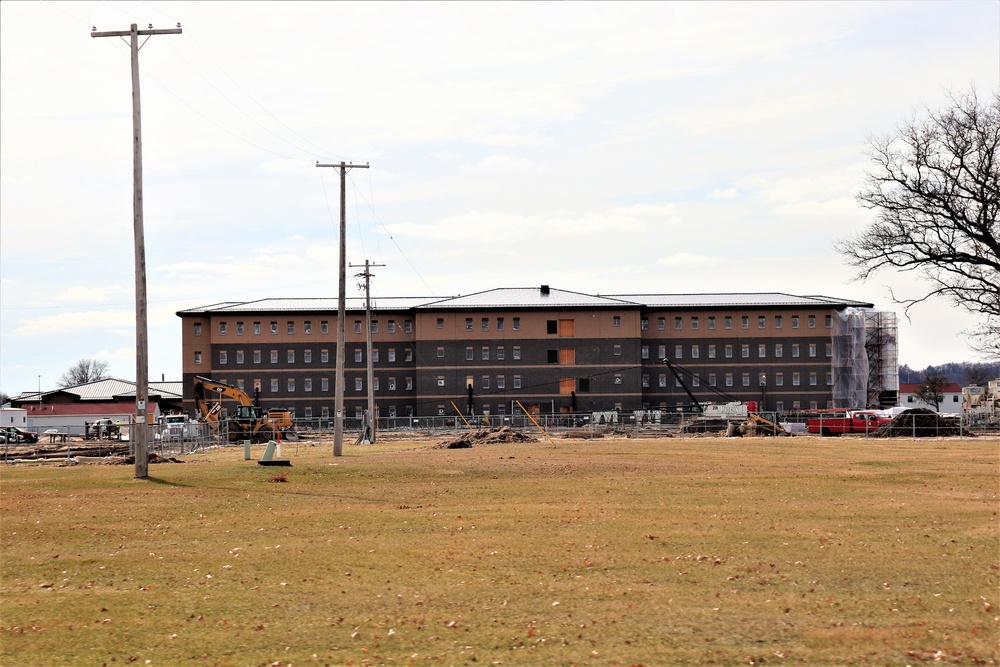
xmin=194 ymin=375 xmax=254 ymax=406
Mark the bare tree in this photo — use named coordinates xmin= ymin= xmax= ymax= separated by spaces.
xmin=963 ymin=362 xmax=993 ymax=387
xmin=837 ymin=89 xmax=999 ymax=352
xmin=915 ymin=372 xmax=950 ymax=412
xmin=58 ymin=358 xmax=111 ymax=387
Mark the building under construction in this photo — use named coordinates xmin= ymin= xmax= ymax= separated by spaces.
xmin=176 ymin=286 xmax=900 ymax=419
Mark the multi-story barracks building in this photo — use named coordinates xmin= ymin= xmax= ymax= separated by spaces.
xmin=176 ymin=286 xmax=898 ymax=420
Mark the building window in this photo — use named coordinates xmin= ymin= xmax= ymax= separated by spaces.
xmin=270 ymin=379 xmax=278 ymax=392
xmin=741 ymin=315 xmax=749 ymax=329
xmin=194 ymin=322 xmax=202 ymax=336
xmin=826 ymin=372 xmax=833 ymax=385
xmin=354 ymin=320 xmax=362 ymax=334
xmin=286 ymin=321 xmax=294 ymax=335
xmin=321 ymin=321 xmax=329 ymax=334
xmin=708 ymin=344 xmax=716 ymax=359
xmin=405 ymin=349 xmax=413 ymax=362
xmin=641 ymin=346 xmax=650 ymax=360
xmin=675 ymin=344 xmax=683 ymax=359
xmin=512 ymin=317 xmax=520 ymax=331
xmin=482 ymin=318 xmax=489 ymax=332
xmin=674 ymin=316 xmax=682 ymax=330
xmin=287 ymin=350 xmax=295 ymax=364
xmin=270 ymin=321 xmax=278 ymax=335
xmin=236 ymin=322 xmax=244 ymax=335
xmin=497 ymin=375 xmax=505 ymax=389
xmin=792 ymin=344 xmax=800 ymax=358
xmin=709 ymin=373 xmax=717 ymax=387
xmin=758 ymin=344 xmax=766 ymax=358
xmin=708 ymin=316 xmax=716 ymax=330
xmin=321 ymin=349 xmax=329 ymax=363
xmin=776 ymin=373 xmax=784 ymax=386
xmin=725 ymin=345 xmax=733 ymax=358
xmin=304 ymin=321 xmax=312 ymax=335
xmin=547 ymin=320 xmax=558 ymax=334
xmin=322 ymin=378 xmax=329 ymax=392
xmin=287 ymin=378 xmax=295 ymax=392
xmin=775 ymin=344 xmax=783 ymax=358
xmin=742 ymin=372 xmax=750 ymax=387
xmin=613 ymin=316 xmax=621 ymax=327
xmin=481 ymin=376 xmax=490 ymax=390
xmin=355 ymin=349 xmax=363 ymax=363
xmin=774 ymin=315 xmax=782 ymax=329
xmin=641 ymin=318 xmax=649 ymax=331
xmin=270 ymin=350 xmax=278 ymax=364
xmin=659 ymin=374 xmax=667 ymax=388
xmin=808 ymin=315 xmax=816 ymax=329
xmin=758 ymin=315 xmax=766 ymax=329
xmin=809 ymin=344 xmax=817 ymax=358
xmin=809 ymin=372 xmax=817 ymax=386
xmin=388 ymin=348 xmax=396 ymax=362
xmin=405 ymin=377 xmax=413 ymax=390
xmin=436 ymin=376 xmax=445 ymax=387
xmin=513 ymin=346 xmax=521 ymax=360
xmin=658 ymin=317 xmax=666 ymax=331
xmin=692 ymin=375 xmax=700 ymax=387
xmin=548 ymin=350 xmax=559 ymax=364
xmin=725 ymin=373 xmax=733 ymax=387
xmin=691 ymin=316 xmax=699 ymax=331
xmin=741 ymin=344 xmax=749 ymax=358
xmin=496 ymin=346 xmax=505 ymax=360
xmin=254 ymin=350 xmax=262 ymax=364
xmin=825 ymin=315 xmax=832 ymax=328
xmin=466 ymin=347 xmax=474 ymax=361
xmin=724 ymin=316 xmax=732 ymax=330
xmin=436 ymin=347 xmax=444 ymax=358
xmin=792 ymin=372 xmax=801 ymax=386
xmin=436 ymin=318 xmax=445 ymax=329
xmin=792 ymin=401 xmax=801 ymax=410
xmin=194 ymin=351 xmax=203 ymax=364
xmin=388 ymin=377 xmax=396 ymax=391
xmin=219 ymin=322 xmax=228 ymax=336
xmin=642 ymin=374 xmax=650 ymax=388
xmin=513 ymin=375 xmax=522 ymax=389
xmin=658 ymin=345 xmax=666 ymax=360
xmin=253 ymin=321 xmax=261 ymax=335
xmin=355 ymin=378 xmax=363 ymax=391
xmin=236 ymin=379 xmax=245 ymax=391
xmin=614 ymin=345 xmax=622 ymax=356
xmin=304 ymin=350 xmax=312 ymax=363
xmin=404 ymin=320 xmax=412 ymax=333
xmin=826 ymin=343 xmax=833 ymax=357
xmin=691 ymin=345 xmax=700 ymax=359
xmin=791 ymin=316 xmax=799 ymax=329
xmin=466 ymin=318 xmax=474 ymax=332
xmin=388 ymin=320 xmax=396 ymax=334
xmin=482 ymin=347 xmax=490 ymax=361
xmin=236 ymin=350 xmax=244 ymax=364
xmin=373 ymin=378 xmax=380 ymax=391
xmin=371 ymin=349 xmax=379 ymax=363
xmin=304 ymin=378 xmax=312 ymax=392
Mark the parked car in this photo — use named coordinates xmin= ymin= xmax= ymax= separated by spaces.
xmin=0 ymin=427 xmax=39 ymax=444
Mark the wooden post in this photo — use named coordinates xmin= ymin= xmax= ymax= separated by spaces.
xmin=92 ymin=23 xmax=181 ymax=478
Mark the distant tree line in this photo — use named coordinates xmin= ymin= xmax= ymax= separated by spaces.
xmin=898 ymin=361 xmax=1000 ymax=386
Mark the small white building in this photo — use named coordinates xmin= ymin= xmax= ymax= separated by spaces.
xmin=898 ymin=382 xmax=964 ymax=413
xmin=0 ymin=407 xmax=29 ymax=428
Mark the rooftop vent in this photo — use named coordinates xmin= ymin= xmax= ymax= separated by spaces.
xmin=540 ymin=285 xmax=550 ymax=295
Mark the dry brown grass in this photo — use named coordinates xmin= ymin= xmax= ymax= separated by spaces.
xmin=1 ymin=436 xmax=997 ymax=666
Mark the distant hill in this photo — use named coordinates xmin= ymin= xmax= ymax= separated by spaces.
xmin=898 ymin=362 xmax=1000 ymax=386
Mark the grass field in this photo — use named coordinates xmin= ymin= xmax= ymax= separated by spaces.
xmin=1 ymin=436 xmax=997 ymax=666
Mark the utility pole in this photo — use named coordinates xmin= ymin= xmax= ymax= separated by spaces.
xmin=316 ymin=161 xmax=369 ymax=456
xmin=92 ymin=23 xmax=181 ymax=479
xmin=350 ymin=259 xmax=385 ymax=443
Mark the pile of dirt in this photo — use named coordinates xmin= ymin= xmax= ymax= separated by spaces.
xmin=870 ymin=408 xmax=969 ymax=438
xmin=436 ymin=426 xmax=536 ymax=449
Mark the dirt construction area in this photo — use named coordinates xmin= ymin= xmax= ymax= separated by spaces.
xmin=1 ymin=433 xmax=997 ymax=666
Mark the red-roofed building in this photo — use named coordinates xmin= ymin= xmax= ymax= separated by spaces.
xmin=898 ymin=382 xmax=964 ymax=413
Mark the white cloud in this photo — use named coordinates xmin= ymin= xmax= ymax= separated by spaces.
xmin=12 ymin=311 xmax=134 ymax=337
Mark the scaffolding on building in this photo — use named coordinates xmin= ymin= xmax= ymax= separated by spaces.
xmin=832 ymin=309 xmax=898 ymax=409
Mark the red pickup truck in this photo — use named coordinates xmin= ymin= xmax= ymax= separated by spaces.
xmin=807 ymin=410 xmax=892 ymax=436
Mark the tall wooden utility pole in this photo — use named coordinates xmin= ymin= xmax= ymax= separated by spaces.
xmin=350 ymin=259 xmax=385 ymax=443
xmin=316 ymin=161 xmax=369 ymax=456
xmin=92 ymin=23 xmax=182 ymax=479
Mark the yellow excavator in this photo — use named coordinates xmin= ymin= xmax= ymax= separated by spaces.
xmin=193 ymin=376 xmax=293 ymax=443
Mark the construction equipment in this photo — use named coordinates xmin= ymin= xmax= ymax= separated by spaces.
xmin=193 ymin=376 xmax=292 ymax=443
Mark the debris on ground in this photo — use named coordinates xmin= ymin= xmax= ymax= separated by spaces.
xmin=435 ymin=426 xmax=536 ymax=449
xmin=869 ymin=408 xmax=969 ymax=438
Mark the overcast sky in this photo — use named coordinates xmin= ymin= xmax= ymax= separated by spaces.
xmin=1 ymin=1 xmax=997 ymax=396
